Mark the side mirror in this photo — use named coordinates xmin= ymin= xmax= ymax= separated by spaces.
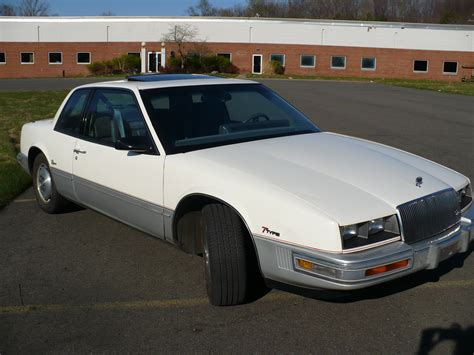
xmin=114 ymin=137 xmax=153 ymax=154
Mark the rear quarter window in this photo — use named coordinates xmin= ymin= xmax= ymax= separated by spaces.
xmin=54 ymin=89 xmax=90 ymax=136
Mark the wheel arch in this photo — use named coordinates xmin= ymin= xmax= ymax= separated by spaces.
xmin=27 ymin=146 xmax=45 ymax=173
xmin=172 ymin=193 xmax=264 ymax=273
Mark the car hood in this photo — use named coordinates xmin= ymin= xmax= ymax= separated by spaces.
xmin=186 ymin=132 xmax=468 ymax=225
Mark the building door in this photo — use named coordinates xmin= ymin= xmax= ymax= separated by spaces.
xmin=148 ymin=52 xmax=162 ymax=72
xmin=252 ymin=54 xmax=263 ymax=74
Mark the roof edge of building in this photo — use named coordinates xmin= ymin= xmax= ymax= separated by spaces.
xmin=0 ymin=16 xmax=473 ymax=30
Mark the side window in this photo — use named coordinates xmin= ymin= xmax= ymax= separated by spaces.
xmin=85 ymin=89 xmax=149 ymax=146
xmin=55 ymin=89 xmax=90 ymax=136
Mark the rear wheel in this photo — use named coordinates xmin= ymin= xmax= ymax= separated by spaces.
xmin=32 ymin=153 xmax=71 ymax=214
xmin=201 ymin=203 xmax=263 ymax=306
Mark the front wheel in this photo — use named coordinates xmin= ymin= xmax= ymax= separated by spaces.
xmin=201 ymin=204 xmax=264 ymax=306
xmin=32 ymin=153 xmax=72 ymax=214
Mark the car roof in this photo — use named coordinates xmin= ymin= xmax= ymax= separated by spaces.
xmin=77 ymin=74 xmax=258 ymax=91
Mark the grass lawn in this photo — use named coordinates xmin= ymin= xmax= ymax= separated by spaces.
xmin=244 ymin=74 xmax=474 ymax=96
xmin=0 ymin=91 xmax=68 ymax=208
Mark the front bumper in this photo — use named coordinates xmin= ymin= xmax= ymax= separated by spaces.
xmin=253 ymin=204 xmax=473 ymax=291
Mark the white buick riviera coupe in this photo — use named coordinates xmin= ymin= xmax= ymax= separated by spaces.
xmin=18 ymin=75 xmax=473 ymax=306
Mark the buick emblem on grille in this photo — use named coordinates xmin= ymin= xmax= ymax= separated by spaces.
xmin=416 ymin=176 xmax=423 ymax=187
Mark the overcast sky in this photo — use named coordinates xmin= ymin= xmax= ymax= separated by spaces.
xmin=42 ymin=0 xmax=240 ymax=16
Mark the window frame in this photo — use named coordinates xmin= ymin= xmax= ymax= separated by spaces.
xmin=442 ymin=61 xmax=458 ymax=75
xmin=0 ymin=52 xmax=5 ymax=64
xmin=300 ymin=55 xmax=316 ymax=68
xmin=20 ymin=52 xmax=35 ymax=65
xmin=77 ymin=52 xmax=91 ymax=65
xmin=361 ymin=57 xmax=376 ymax=71
xmin=413 ymin=60 xmax=429 ymax=73
xmin=331 ymin=56 xmax=346 ymax=70
xmin=48 ymin=52 xmax=63 ymax=65
xmin=54 ymin=88 xmax=93 ymax=137
xmin=81 ymin=87 xmax=159 ymax=155
xmin=270 ymin=54 xmax=286 ymax=66
xmin=217 ymin=52 xmax=232 ymax=62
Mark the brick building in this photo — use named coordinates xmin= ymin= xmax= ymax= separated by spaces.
xmin=0 ymin=16 xmax=473 ymax=80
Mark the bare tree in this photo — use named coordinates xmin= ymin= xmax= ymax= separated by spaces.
xmin=100 ymin=11 xmax=115 ymax=16
xmin=19 ymin=0 xmax=50 ymax=16
xmin=162 ymin=24 xmax=199 ymax=69
xmin=0 ymin=3 xmax=17 ymax=15
xmin=188 ymin=0 xmax=218 ymax=16
xmin=187 ymin=0 xmax=474 ymax=24
xmin=373 ymin=0 xmax=389 ymax=21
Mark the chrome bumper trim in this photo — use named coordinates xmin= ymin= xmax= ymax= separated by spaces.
xmin=253 ymin=203 xmax=473 ymax=291
xmin=16 ymin=152 xmax=30 ymax=175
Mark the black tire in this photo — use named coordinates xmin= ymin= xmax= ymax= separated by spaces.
xmin=32 ymin=153 xmax=71 ymax=214
xmin=201 ymin=203 xmax=264 ymax=306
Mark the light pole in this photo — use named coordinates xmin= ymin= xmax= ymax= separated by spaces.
xmin=141 ymin=42 xmax=146 ymax=74
xmin=160 ymin=41 xmax=166 ymax=70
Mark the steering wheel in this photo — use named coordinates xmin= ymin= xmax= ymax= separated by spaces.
xmin=244 ymin=113 xmax=270 ymax=123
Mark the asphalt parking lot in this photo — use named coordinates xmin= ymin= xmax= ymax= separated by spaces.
xmin=1 ymin=78 xmax=473 ymax=353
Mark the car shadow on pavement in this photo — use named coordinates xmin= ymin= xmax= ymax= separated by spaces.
xmin=417 ymin=323 xmax=474 ymax=355
xmin=266 ymin=243 xmax=473 ymax=304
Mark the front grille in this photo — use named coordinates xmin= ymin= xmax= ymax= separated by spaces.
xmin=397 ymin=189 xmax=460 ymax=244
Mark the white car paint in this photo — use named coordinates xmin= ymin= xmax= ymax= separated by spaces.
xmin=163 ymin=131 xmax=469 ymax=251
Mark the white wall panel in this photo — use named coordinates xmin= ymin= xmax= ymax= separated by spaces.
xmin=0 ymin=17 xmax=472 ymax=52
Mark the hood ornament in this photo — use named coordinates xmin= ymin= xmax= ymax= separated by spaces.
xmin=416 ymin=176 xmax=423 ymax=188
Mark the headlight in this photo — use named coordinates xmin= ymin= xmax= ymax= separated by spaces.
xmin=458 ymin=184 xmax=472 ymax=211
xmin=340 ymin=215 xmax=401 ymax=252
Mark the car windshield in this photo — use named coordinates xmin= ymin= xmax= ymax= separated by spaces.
xmin=140 ymin=83 xmax=320 ymax=154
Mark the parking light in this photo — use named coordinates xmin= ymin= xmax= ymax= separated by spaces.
xmin=365 ymin=259 xmax=409 ymax=277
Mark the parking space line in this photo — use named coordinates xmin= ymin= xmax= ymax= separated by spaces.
xmin=13 ymin=198 xmax=36 ymax=203
xmin=0 ymin=279 xmax=472 ymax=315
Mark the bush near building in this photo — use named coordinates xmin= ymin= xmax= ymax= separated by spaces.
xmin=270 ymin=60 xmax=285 ymax=75
xmin=87 ymin=54 xmax=140 ymax=75
xmin=164 ymin=54 xmax=239 ymax=74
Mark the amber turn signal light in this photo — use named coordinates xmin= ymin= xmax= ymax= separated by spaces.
xmin=296 ymin=258 xmax=314 ymax=270
xmin=365 ymin=259 xmax=409 ymax=277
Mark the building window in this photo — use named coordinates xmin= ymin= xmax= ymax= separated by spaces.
xmin=270 ymin=54 xmax=285 ymax=66
xmin=20 ymin=52 xmax=34 ymax=64
xmin=217 ymin=53 xmax=232 ymax=61
xmin=77 ymin=52 xmax=91 ymax=64
xmin=443 ymin=61 xmax=458 ymax=74
xmin=413 ymin=60 xmax=428 ymax=73
xmin=300 ymin=55 xmax=316 ymax=68
xmin=48 ymin=52 xmax=62 ymax=64
xmin=361 ymin=57 xmax=376 ymax=71
xmin=331 ymin=56 xmax=346 ymax=69
xmin=128 ymin=52 xmax=140 ymax=58
xmin=0 ymin=52 xmax=5 ymax=64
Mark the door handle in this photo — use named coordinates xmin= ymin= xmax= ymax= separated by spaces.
xmin=73 ymin=149 xmax=87 ymax=154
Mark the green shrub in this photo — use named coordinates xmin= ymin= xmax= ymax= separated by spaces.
xmin=87 ymin=54 xmax=142 ymax=76
xmin=216 ymin=56 xmax=239 ymax=74
xmin=87 ymin=61 xmax=106 ymax=75
xmin=271 ymin=60 xmax=285 ymax=75
xmin=165 ymin=54 xmax=239 ymax=74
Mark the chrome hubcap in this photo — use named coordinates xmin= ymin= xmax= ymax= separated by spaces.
xmin=36 ymin=163 xmax=52 ymax=203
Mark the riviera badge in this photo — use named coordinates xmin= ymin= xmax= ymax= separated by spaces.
xmin=416 ymin=176 xmax=423 ymax=188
